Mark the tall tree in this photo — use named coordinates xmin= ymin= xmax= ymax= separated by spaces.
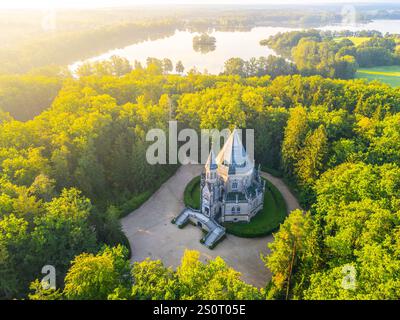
xmin=0 ymin=215 xmax=30 ymax=298
xmin=63 ymin=245 xmax=131 ymax=300
xmin=282 ymin=106 xmax=309 ymax=177
xmin=223 ymin=58 xmax=246 ymax=77
xmin=30 ymin=189 xmax=98 ymax=287
xmin=175 ymin=60 xmax=185 ymax=74
xmin=263 ymin=210 xmax=317 ymax=300
xmin=296 ymin=125 xmax=328 ymax=186
xmin=162 ymin=58 xmax=173 ymax=74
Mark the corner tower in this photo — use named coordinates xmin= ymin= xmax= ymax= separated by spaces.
xmin=200 ymin=148 xmax=221 ymax=218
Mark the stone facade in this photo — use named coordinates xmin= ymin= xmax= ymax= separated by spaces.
xmin=200 ymin=129 xmax=265 ymax=223
xmin=174 ymin=129 xmax=265 ymax=248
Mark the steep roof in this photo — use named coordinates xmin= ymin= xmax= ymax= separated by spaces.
xmin=205 ymin=148 xmax=218 ymax=170
xmin=216 ymin=129 xmax=254 ymax=175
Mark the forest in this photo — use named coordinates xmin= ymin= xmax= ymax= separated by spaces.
xmin=263 ymin=29 xmax=400 ymax=79
xmin=1 ymin=54 xmax=399 ymax=299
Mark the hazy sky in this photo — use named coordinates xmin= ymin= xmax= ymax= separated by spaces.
xmin=0 ymin=0 xmax=397 ymax=10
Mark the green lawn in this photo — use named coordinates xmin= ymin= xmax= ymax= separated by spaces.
xmin=334 ymin=36 xmax=371 ymax=46
xmin=184 ymin=176 xmax=287 ymax=238
xmin=184 ymin=176 xmax=201 ymax=209
xmin=356 ymin=65 xmax=400 ymax=87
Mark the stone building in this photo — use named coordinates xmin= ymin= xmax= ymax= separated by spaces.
xmin=174 ymin=129 xmax=265 ymax=248
xmin=201 ymin=129 xmax=265 ymax=222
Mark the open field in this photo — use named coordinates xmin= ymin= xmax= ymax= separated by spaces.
xmin=334 ymin=36 xmax=371 ymax=46
xmin=356 ymin=65 xmax=400 ymax=87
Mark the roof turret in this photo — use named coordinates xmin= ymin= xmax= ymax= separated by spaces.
xmin=215 ymin=129 xmax=254 ymax=175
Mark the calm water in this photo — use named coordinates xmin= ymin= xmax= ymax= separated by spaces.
xmin=71 ymin=20 xmax=399 ymax=75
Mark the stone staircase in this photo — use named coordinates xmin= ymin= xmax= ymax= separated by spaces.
xmin=174 ymin=208 xmax=226 ymax=248
xmin=203 ymin=225 xmax=225 ymax=248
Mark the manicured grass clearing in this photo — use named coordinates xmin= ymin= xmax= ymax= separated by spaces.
xmin=190 ymin=180 xmax=201 ymax=209
xmin=356 ymin=65 xmax=400 ymax=87
xmin=184 ymin=176 xmax=201 ymax=209
xmin=184 ymin=176 xmax=287 ymax=238
xmin=334 ymin=37 xmax=371 ymax=46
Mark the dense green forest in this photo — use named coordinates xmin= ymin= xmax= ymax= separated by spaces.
xmin=0 ymin=70 xmax=67 ymax=120
xmin=0 ymin=54 xmax=399 ymax=299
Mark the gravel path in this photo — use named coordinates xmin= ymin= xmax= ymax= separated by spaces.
xmin=121 ymin=165 xmax=300 ymax=288
xmin=260 ymin=172 xmax=301 ymax=214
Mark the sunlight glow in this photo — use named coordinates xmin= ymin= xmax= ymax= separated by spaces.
xmin=0 ymin=0 xmax=393 ymax=10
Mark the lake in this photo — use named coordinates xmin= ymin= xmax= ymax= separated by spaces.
xmin=71 ymin=20 xmax=400 ymax=75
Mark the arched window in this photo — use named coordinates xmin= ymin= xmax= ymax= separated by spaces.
xmin=231 ymin=207 xmax=235 ymax=214
xmin=232 ymin=181 xmax=238 ymax=190
xmin=237 ymin=206 xmax=241 ymax=213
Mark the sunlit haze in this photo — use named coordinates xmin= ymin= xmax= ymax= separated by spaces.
xmin=0 ymin=0 xmax=396 ymax=9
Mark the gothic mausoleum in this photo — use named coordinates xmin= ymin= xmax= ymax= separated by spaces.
xmin=173 ymin=129 xmax=266 ymax=248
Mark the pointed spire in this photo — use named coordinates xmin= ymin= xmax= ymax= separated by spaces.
xmin=216 ymin=129 xmax=254 ymax=174
xmin=205 ymin=148 xmax=218 ymax=170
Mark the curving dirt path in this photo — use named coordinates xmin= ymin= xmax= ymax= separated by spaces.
xmin=121 ymin=165 xmax=300 ymax=288
xmin=260 ymin=172 xmax=300 ymax=213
